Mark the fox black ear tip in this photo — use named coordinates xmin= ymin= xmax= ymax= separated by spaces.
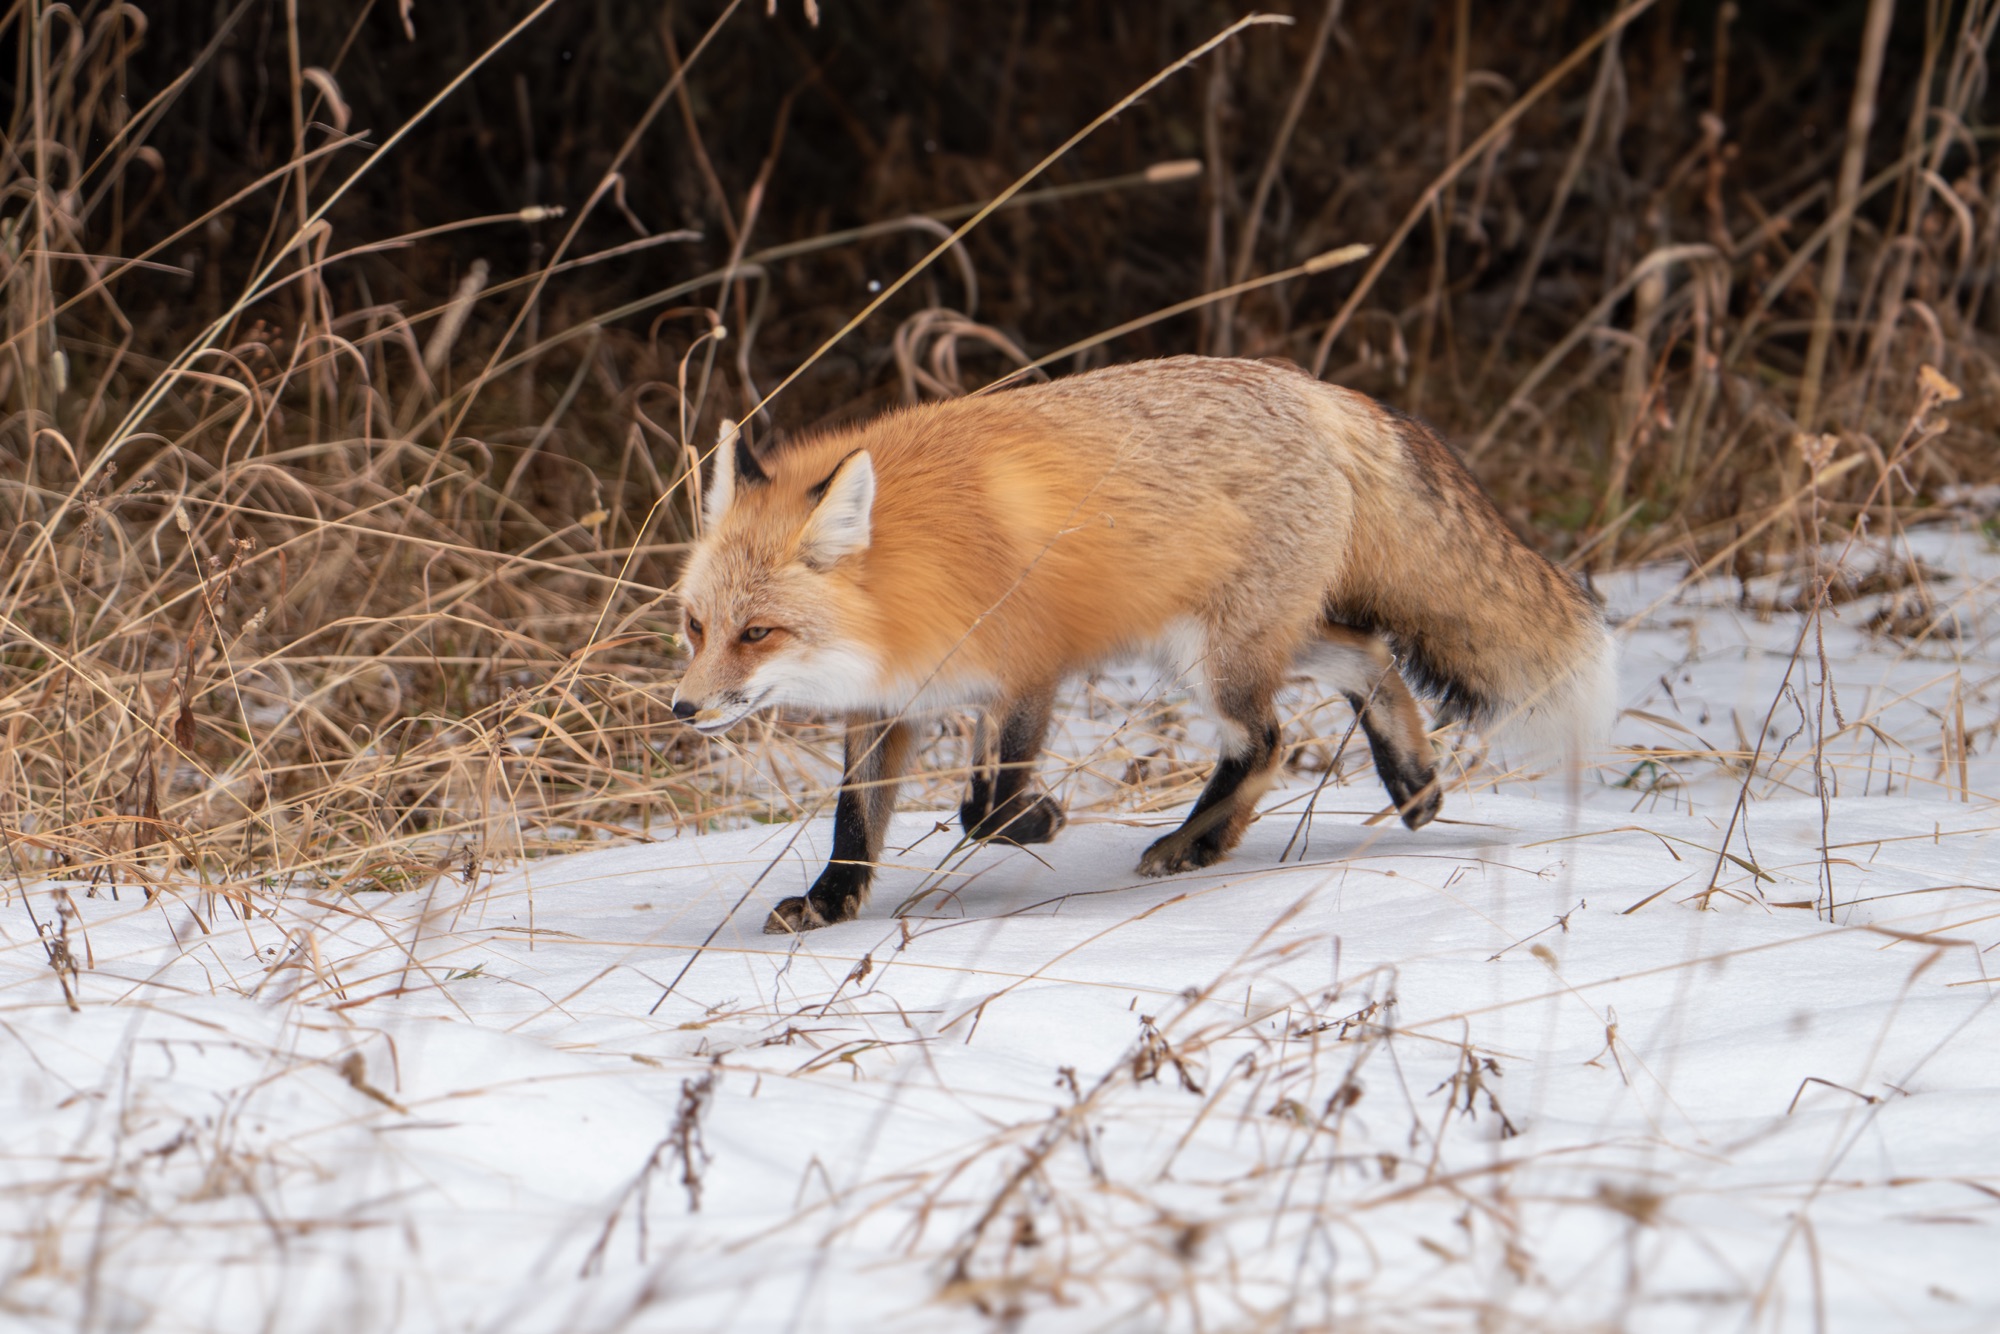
xmin=734 ymin=431 xmax=768 ymax=485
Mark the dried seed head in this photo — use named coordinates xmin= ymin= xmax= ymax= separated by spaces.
xmin=1143 ymin=158 xmax=1203 ymax=184
xmin=423 ymin=259 xmax=489 ymax=375
xmin=767 ymin=0 xmax=820 ymax=24
xmin=1800 ymin=434 xmax=1840 ymax=474
xmin=1919 ymin=363 xmax=1962 ymax=405
xmin=1305 ymin=243 xmax=1372 ymax=274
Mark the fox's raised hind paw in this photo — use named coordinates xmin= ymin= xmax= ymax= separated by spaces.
xmin=1380 ymin=765 xmax=1442 ymax=830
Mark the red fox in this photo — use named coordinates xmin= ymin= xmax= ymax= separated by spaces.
xmin=672 ymin=356 xmax=1614 ymax=933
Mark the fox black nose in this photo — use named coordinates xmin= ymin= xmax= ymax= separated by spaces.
xmin=671 ymin=700 xmax=698 ymax=722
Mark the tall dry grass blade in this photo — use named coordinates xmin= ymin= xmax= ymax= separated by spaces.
xmin=1218 ymin=0 xmax=1342 ymax=346
xmin=421 ymin=259 xmax=489 ymax=379
xmin=743 ymin=12 xmax=1292 ymax=428
xmin=5 ymin=0 xmax=569 ymax=598
xmin=1795 ymin=0 xmax=1896 ymax=431
xmin=1477 ymin=24 xmax=1622 ymax=390
xmin=1310 ymin=0 xmax=1660 ymax=378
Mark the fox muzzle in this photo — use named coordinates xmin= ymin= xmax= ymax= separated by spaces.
xmin=670 ymin=689 xmax=762 ymax=734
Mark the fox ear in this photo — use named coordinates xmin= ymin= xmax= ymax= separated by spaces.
xmin=797 ymin=450 xmax=875 ymax=569
xmin=704 ymin=419 xmax=767 ymax=525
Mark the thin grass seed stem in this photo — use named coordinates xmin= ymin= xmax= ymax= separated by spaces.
xmin=1478 ymin=25 xmax=1622 ymax=390
xmin=1796 ymin=0 xmax=1897 ymax=430
xmin=1218 ymin=0 xmax=1343 ymax=336
xmin=739 ymin=14 xmax=1291 ymax=429
xmin=7 ymin=0 xmax=570 ymax=603
xmin=442 ymin=0 xmax=749 ymax=450
xmin=1310 ymin=0 xmax=1660 ymax=378
xmin=405 ymin=168 xmax=1208 ymax=443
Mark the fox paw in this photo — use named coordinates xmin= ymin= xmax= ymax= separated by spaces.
xmin=1382 ymin=767 xmax=1442 ymax=830
xmin=768 ymin=863 xmax=872 ymax=934
xmin=964 ymin=793 xmax=1067 ymax=846
xmin=763 ymin=896 xmax=829 ymax=934
xmin=765 ymin=892 xmax=864 ymax=934
xmin=1136 ymin=834 xmax=1225 ymax=878
xmin=1398 ymin=781 xmax=1442 ymax=830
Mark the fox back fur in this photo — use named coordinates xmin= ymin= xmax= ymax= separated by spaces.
xmin=673 ymin=356 xmax=1614 ymax=932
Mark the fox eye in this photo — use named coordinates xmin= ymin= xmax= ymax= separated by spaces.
xmin=685 ymin=616 xmax=704 ymax=638
xmin=740 ymin=625 xmax=773 ymax=643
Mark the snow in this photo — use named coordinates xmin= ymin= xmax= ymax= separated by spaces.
xmin=4 ymin=527 xmax=1997 ymax=1332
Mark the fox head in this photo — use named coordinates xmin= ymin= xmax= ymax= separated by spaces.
xmin=671 ymin=421 xmax=881 ymax=733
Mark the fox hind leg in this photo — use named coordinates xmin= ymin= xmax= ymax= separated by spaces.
xmin=1313 ymin=624 xmax=1440 ymax=829
xmin=767 ymin=716 xmax=913 ymax=933
xmin=960 ymin=686 xmax=1066 ymax=846
xmin=1138 ymin=678 xmax=1283 ymax=877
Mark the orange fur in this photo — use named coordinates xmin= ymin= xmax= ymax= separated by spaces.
xmin=673 ymin=356 xmax=1614 ymax=928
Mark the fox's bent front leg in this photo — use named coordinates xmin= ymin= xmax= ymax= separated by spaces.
xmin=767 ymin=717 xmax=912 ymax=934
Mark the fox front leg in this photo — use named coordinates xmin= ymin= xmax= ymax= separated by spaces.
xmin=959 ymin=687 xmax=1065 ymax=846
xmin=766 ymin=717 xmax=912 ymax=933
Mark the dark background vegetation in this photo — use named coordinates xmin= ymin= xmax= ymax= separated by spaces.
xmin=1 ymin=0 xmax=1995 ymax=883
xmin=76 ymin=0 xmax=2000 ymax=532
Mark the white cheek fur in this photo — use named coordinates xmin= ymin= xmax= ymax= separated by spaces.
xmin=745 ymin=643 xmax=884 ymax=715
xmin=746 ymin=643 xmax=1006 ymax=720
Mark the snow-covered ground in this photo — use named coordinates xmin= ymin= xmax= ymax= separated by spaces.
xmin=5 ymin=528 xmax=1997 ymax=1333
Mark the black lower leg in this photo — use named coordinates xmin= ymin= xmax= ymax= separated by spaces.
xmin=768 ymin=718 xmax=910 ymax=933
xmin=1184 ymin=720 xmax=1280 ymax=856
xmin=960 ymin=690 xmax=1063 ymax=846
xmin=806 ymin=780 xmax=876 ymax=919
xmin=1139 ymin=716 xmax=1279 ymax=875
xmin=1346 ymin=692 xmax=1441 ymax=829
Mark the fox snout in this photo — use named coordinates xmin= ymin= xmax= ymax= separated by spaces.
xmin=669 ymin=681 xmax=759 ymax=734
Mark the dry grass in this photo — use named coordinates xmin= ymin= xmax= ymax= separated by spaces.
xmin=0 ymin=0 xmax=1996 ymax=904
xmin=5 ymin=9 xmax=1998 ymax=1323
